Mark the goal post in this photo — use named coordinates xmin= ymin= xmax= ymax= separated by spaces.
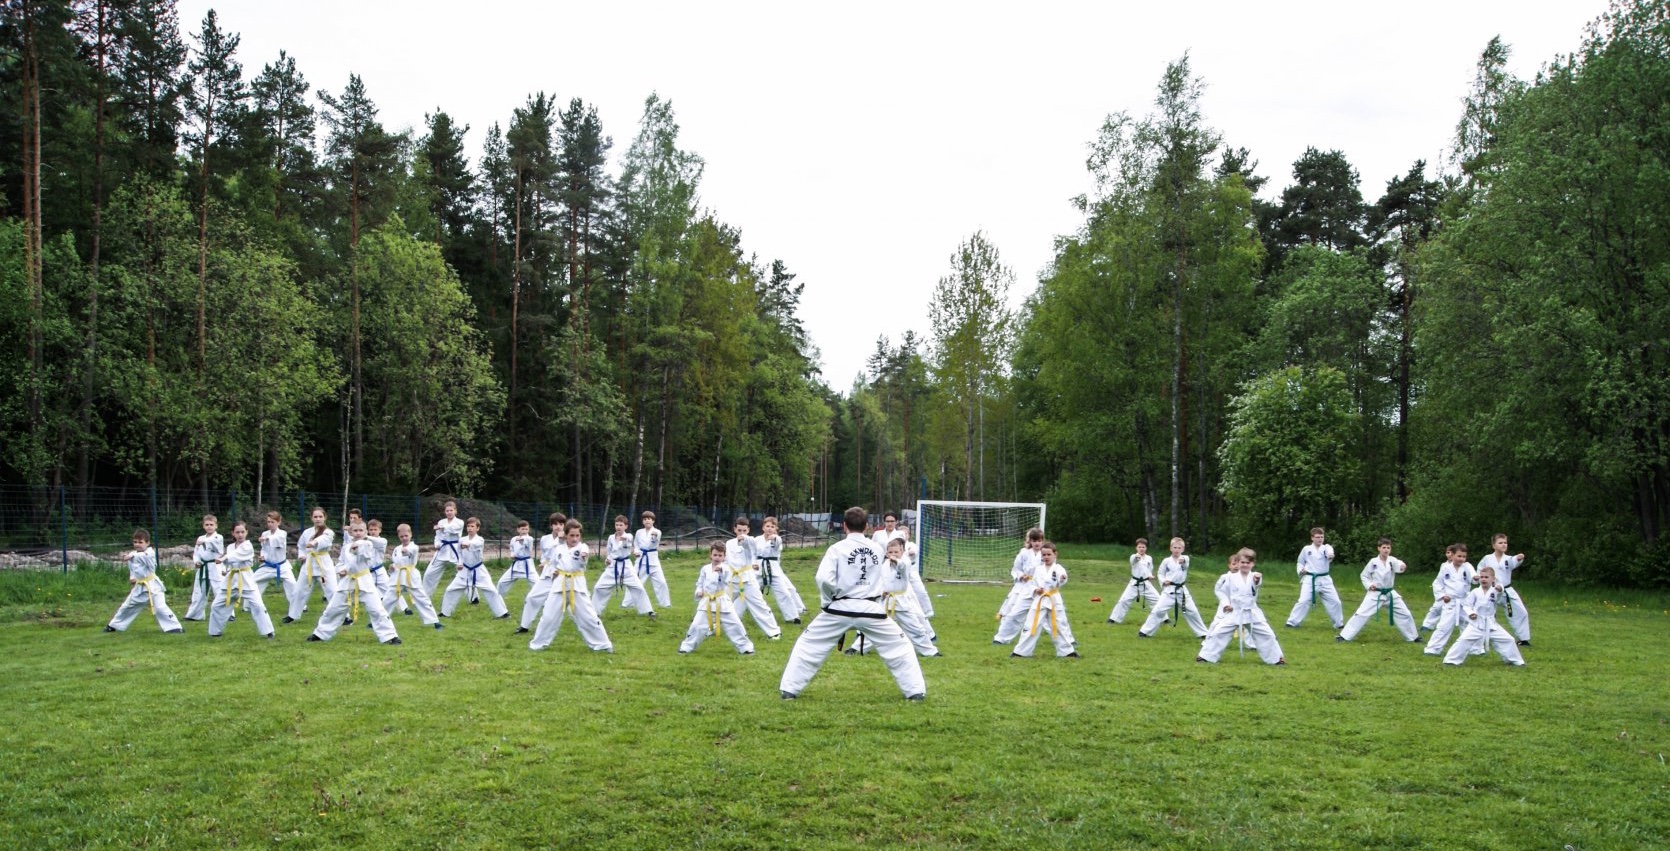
xmin=914 ymin=500 xmax=1047 ymax=582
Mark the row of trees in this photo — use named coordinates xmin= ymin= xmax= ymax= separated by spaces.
xmin=4 ymin=0 xmax=1664 ymax=581
xmin=0 ymin=0 xmax=844 ymax=519
xmin=838 ymin=1 xmax=1670 ymax=582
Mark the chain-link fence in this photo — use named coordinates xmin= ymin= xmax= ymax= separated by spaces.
xmin=0 ymin=484 xmax=838 ymax=571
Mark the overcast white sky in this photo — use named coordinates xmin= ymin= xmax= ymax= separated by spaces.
xmin=180 ymin=0 xmax=1610 ymax=389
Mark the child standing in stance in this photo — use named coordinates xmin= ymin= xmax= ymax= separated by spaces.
xmin=679 ymin=541 xmax=755 ymax=655
xmin=105 ymin=529 xmax=183 ymax=633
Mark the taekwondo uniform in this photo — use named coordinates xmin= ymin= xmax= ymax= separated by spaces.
xmin=1198 ymin=570 xmax=1284 ymax=664
xmin=779 ymin=532 xmax=925 ymax=699
xmin=1286 ymin=542 xmax=1344 ymax=629
xmin=106 ymin=547 xmax=183 ymax=633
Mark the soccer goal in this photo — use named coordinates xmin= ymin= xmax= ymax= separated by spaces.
xmin=915 ymin=500 xmax=1046 ymax=582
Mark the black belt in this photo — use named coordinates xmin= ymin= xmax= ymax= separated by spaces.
xmin=823 ymin=595 xmax=886 ymax=619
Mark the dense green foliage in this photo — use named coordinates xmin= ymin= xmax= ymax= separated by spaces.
xmin=4 ymin=1 xmax=1669 ymax=582
xmin=1007 ymin=4 xmax=1670 ymax=582
xmin=1 ymin=2 xmax=830 ymax=516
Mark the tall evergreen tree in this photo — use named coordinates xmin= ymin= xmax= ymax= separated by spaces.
xmin=318 ymin=73 xmax=401 ymax=487
xmin=1369 ymin=160 xmax=1444 ymax=504
xmin=1271 ymin=147 xmax=1367 ymax=260
xmin=112 ymin=0 xmax=185 ymax=179
xmin=183 ymin=8 xmax=243 ymax=374
xmin=419 ymin=109 xmax=473 ymax=261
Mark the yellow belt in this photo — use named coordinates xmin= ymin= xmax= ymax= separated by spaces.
xmin=302 ymin=551 xmax=326 ymax=582
xmin=886 ymin=590 xmax=907 ymax=617
xmin=134 ymin=575 xmax=160 ymax=614
xmin=225 ymin=565 xmax=252 ymax=611
xmin=727 ymin=565 xmax=757 ymax=600
xmin=393 ymin=564 xmax=420 ymax=599
xmin=703 ymin=592 xmax=725 ymax=635
xmin=558 ymin=570 xmax=585 ymax=613
xmin=1029 ymin=589 xmax=1061 ymax=637
xmin=348 ymin=569 xmax=371 ymax=621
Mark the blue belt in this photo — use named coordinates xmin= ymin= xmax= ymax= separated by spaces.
xmin=439 ymin=539 xmax=460 ymax=559
xmin=637 ymin=548 xmax=657 ymax=577
xmin=261 ymin=559 xmax=285 ymax=570
xmin=612 ymin=557 xmax=629 ymax=584
xmin=760 ymin=556 xmax=777 ymax=589
xmin=463 ymin=563 xmax=485 ymax=590
xmin=512 ymin=555 xmax=533 ymax=578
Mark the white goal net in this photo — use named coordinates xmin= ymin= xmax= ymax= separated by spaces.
xmin=914 ymin=500 xmax=1046 ymax=582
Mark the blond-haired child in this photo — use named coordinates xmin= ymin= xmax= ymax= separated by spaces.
xmin=1139 ymin=537 xmax=1209 ymax=637
xmin=1197 ymin=548 xmax=1284 ymax=664
xmin=1011 ymin=542 xmax=1077 ymax=658
xmin=1441 ymin=566 xmax=1525 ymax=666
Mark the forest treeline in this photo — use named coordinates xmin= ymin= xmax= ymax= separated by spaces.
xmin=3 ymin=1 xmax=1666 ymax=582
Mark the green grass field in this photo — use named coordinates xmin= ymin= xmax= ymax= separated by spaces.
xmin=2 ymin=545 xmax=1667 ymax=850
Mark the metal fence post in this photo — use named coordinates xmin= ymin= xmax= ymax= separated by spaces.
xmin=298 ymin=490 xmax=306 ymax=526
xmin=412 ymin=495 xmax=421 ymax=532
xmin=231 ymin=487 xmax=238 ymax=523
xmin=59 ymin=484 xmax=68 ymax=574
xmin=149 ymin=483 xmax=159 ymax=545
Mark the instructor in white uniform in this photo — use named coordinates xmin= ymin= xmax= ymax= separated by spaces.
xmin=780 ymin=507 xmax=925 ymax=702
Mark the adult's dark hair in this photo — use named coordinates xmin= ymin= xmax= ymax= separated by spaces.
xmin=843 ymin=506 xmax=868 ymax=533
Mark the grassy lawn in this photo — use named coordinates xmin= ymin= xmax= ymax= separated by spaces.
xmin=1 ymin=543 xmax=1666 ymax=850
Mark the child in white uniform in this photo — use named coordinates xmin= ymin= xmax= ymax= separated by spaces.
xmin=307 ymin=521 xmax=401 ymax=644
xmin=593 ymin=515 xmax=654 ymax=615
xmin=496 ymin=520 xmax=539 ymax=599
xmin=517 ymin=513 xmax=566 ymax=633
xmin=1012 ymin=542 xmax=1078 ymax=658
xmin=254 ymin=511 xmax=297 ymax=609
xmin=288 ymin=508 xmax=336 ymax=623
xmin=1423 ymin=543 xmax=1476 ymax=656
xmin=529 ymin=521 xmax=613 ymax=652
xmin=1140 ymin=537 xmax=1209 ymax=637
xmin=679 ymin=541 xmax=755 ymax=654
xmin=900 ymin=526 xmax=933 ymax=619
xmin=882 ymin=538 xmax=940 ymax=657
xmin=634 ymin=511 xmax=671 ymax=608
xmin=209 ymin=521 xmax=275 ymax=638
xmin=755 ymin=516 xmax=807 ymax=624
xmin=725 ymin=517 xmax=781 ymax=640
xmin=383 ymin=523 xmax=441 ymax=629
xmin=1286 ymin=527 xmax=1344 ymax=629
xmin=184 ymin=514 xmax=225 ymax=621
xmin=422 ymin=501 xmax=465 ymax=598
xmin=104 ymin=528 xmax=183 ymax=633
xmin=1477 ymin=533 xmax=1531 ymax=645
xmin=1197 ymin=548 xmax=1285 ymax=664
xmin=1108 ymin=537 xmax=1162 ymax=624
xmin=993 ymin=529 xmax=1045 ymax=643
xmin=1442 ymin=566 xmax=1526 ymax=666
xmin=1338 ymin=538 xmax=1420 ymax=642
xmin=365 ymin=519 xmax=393 ymax=618
xmin=441 ymin=517 xmax=510 ymax=618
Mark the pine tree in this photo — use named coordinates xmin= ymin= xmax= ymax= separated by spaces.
xmin=183 ymin=8 xmax=244 ymax=374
